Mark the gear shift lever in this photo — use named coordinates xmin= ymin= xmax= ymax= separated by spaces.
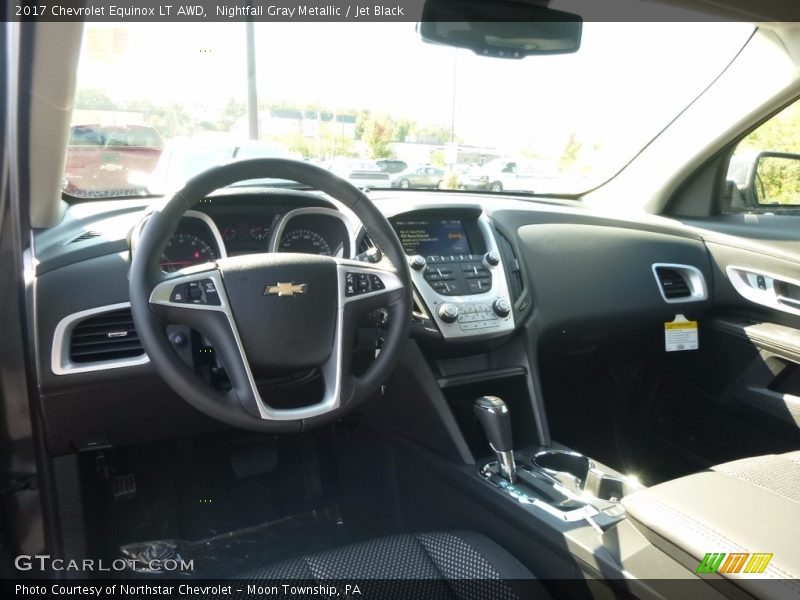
xmin=474 ymin=396 xmax=517 ymax=483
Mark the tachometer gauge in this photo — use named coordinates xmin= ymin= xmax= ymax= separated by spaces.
xmin=221 ymin=226 xmax=239 ymax=242
xmin=160 ymin=233 xmax=217 ymax=272
xmin=279 ymin=228 xmax=332 ymax=256
xmin=249 ymin=225 xmax=270 ymax=241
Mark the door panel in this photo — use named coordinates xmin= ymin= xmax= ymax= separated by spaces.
xmin=675 ymin=226 xmax=800 ymax=445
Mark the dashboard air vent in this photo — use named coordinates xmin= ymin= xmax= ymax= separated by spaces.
xmin=358 ymin=233 xmax=373 ymax=254
xmin=495 ymin=229 xmax=524 ymax=303
xmin=67 ymin=230 xmax=101 ymax=244
xmin=69 ymin=307 xmax=144 ymax=364
xmin=654 ymin=267 xmax=691 ymax=299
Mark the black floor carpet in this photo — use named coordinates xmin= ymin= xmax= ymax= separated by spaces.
xmin=119 ymin=505 xmax=350 ymax=578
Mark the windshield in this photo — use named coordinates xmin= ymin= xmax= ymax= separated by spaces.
xmin=65 ymin=20 xmax=753 ymax=199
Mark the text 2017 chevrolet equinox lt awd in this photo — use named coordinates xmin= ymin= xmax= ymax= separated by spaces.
xmin=1 ymin=1 xmax=799 ymax=599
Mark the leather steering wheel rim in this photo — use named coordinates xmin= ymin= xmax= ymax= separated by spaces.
xmin=129 ymin=158 xmax=412 ymax=432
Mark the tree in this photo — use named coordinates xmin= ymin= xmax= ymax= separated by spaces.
xmin=361 ymin=115 xmax=395 ymax=159
xmin=394 ymin=118 xmax=415 ymax=142
xmin=74 ymin=89 xmax=118 ymax=111
xmin=430 ymin=150 xmax=446 ymax=167
xmin=216 ymin=98 xmax=247 ymax=131
xmin=122 ymin=99 xmax=194 ymax=139
xmin=735 ymin=101 xmax=800 ymax=205
xmin=416 ymin=125 xmax=455 ymax=145
xmin=354 ymin=110 xmax=372 ymax=140
xmin=559 ymin=133 xmax=582 ymax=172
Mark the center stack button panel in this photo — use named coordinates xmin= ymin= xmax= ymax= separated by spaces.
xmin=407 ymin=219 xmax=516 ymax=340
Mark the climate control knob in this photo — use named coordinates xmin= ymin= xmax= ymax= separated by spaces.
xmin=493 ymin=298 xmax=511 ymax=318
xmin=485 ymin=251 xmax=501 ymax=266
xmin=409 ymin=255 xmax=426 ymax=271
xmin=437 ymin=303 xmax=459 ymax=323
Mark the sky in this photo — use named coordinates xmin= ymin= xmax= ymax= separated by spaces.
xmin=76 ymin=20 xmax=754 ymax=166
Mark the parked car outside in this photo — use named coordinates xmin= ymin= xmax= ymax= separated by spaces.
xmin=464 ymin=158 xmax=548 ymax=193
xmin=147 ymin=138 xmax=293 ymax=192
xmin=64 ymin=124 xmax=163 ymax=197
xmin=391 ymin=165 xmax=446 ymax=189
xmin=442 ymin=164 xmax=473 ymax=189
xmin=326 ymin=158 xmax=392 ymax=189
xmin=375 ymin=159 xmax=408 ymax=174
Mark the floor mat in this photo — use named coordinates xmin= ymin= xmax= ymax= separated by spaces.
xmin=119 ymin=505 xmax=350 ymax=578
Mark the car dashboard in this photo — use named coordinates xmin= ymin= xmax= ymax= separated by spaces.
xmin=31 ymin=186 xmax=715 ymax=453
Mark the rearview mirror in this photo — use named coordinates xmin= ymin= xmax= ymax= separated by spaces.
xmin=751 ymin=152 xmax=800 ymax=206
xmin=419 ymin=0 xmax=582 ymax=58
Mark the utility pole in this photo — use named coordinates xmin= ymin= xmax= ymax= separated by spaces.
xmin=450 ymin=49 xmax=457 ymax=143
xmin=245 ymin=16 xmax=259 ymax=140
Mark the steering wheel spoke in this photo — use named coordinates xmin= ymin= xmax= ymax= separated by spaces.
xmin=148 ymin=266 xmax=226 ymax=321
xmin=337 ymin=259 xmax=405 ymax=312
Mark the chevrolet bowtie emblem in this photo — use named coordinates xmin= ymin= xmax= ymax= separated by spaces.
xmin=263 ymin=282 xmax=308 ymax=297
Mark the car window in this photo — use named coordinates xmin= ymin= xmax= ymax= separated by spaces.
xmin=727 ymin=100 xmax=800 ymax=209
xmin=69 ymin=126 xmax=105 ymax=146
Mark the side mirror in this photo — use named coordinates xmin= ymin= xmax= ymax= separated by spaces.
xmin=750 ymin=152 xmax=800 ymax=206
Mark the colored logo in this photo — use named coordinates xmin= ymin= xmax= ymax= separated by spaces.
xmin=697 ymin=552 xmax=773 ymax=574
xmin=263 ymin=282 xmax=307 ymax=297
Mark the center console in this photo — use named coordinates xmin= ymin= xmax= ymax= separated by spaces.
xmin=390 ymin=209 xmax=516 ymax=340
xmin=471 ymin=396 xmax=641 ymax=529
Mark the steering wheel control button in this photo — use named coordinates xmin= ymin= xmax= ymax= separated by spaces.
xmin=493 ymin=298 xmax=512 ymax=317
xmin=187 ymin=282 xmax=203 ymax=302
xmin=200 ymin=278 xmax=221 ymax=306
xmin=170 ymin=284 xmax=188 ymax=302
xmin=485 ymin=251 xmax=501 ymax=266
xmin=437 ymin=303 xmax=459 ymax=323
xmin=345 ymin=272 xmax=357 ymax=296
xmin=410 ymin=255 xmax=426 ymax=270
xmin=345 ymin=272 xmax=385 ymax=297
xmin=168 ymin=279 xmax=221 ymax=305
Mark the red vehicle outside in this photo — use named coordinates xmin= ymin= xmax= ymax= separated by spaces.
xmin=64 ymin=124 xmax=164 ymax=197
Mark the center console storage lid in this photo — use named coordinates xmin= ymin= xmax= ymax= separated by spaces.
xmin=622 ymin=451 xmax=800 ymax=599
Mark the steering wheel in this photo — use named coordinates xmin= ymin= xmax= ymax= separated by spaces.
xmin=129 ymin=159 xmax=412 ymax=432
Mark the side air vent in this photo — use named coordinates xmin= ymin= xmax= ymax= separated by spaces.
xmin=655 ymin=268 xmax=690 ymax=298
xmin=53 ymin=303 xmax=149 ymax=374
xmin=652 ymin=264 xmax=708 ymax=304
xmin=67 ymin=230 xmax=101 ymax=244
xmin=358 ymin=232 xmax=373 ymax=254
xmin=495 ymin=229 xmax=524 ymax=304
xmin=69 ymin=308 xmax=144 ymax=363
xmin=355 ymin=231 xmax=383 ymax=263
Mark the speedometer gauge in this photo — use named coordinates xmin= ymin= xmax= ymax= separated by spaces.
xmin=160 ymin=233 xmax=217 ymax=272
xmin=279 ymin=229 xmax=332 ymax=256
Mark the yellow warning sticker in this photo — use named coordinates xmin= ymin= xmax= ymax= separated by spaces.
xmin=665 ymin=315 xmax=698 ymax=352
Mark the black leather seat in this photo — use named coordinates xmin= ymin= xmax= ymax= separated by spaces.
xmin=234 ymin=531 xmax=550 ymax=599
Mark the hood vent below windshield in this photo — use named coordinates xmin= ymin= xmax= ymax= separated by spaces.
xmin=67 ymin=230 xmax=101 ymax=244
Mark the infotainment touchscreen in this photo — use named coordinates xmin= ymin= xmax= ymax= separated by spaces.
xmin=395 ymin=219 xmax=472 ymax=256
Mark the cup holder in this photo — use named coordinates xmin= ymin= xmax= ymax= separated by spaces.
xmin=532 ymin=450 xmax=635 ymax=502
xmin=533 ymin=450 xmax=590 ymax=483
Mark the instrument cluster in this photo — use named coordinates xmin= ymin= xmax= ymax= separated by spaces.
xmin=159 ymin=208 xmax=352 ymax=273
